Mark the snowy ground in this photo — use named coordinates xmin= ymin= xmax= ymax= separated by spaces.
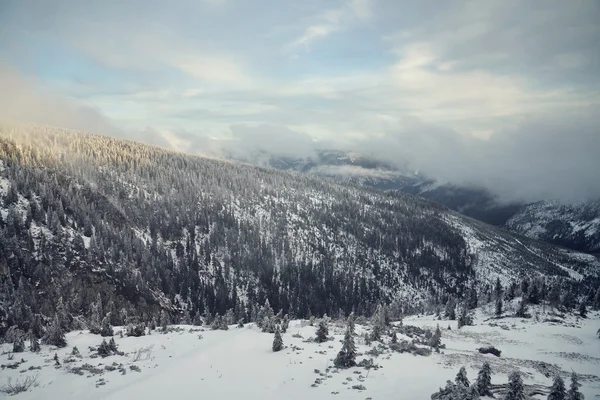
xmin=1 ymin=307 xmax=599 ymax=399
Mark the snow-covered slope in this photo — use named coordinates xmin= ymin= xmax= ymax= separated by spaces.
xmin=2 ymin=307 xmax=599 ymax=399
xmin=507 ymin=201 xmax=600 ymax=254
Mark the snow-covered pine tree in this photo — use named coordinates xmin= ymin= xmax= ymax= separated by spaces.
xmin=89 ymin=300 xmax=102 ymax=335
xmin=315 ymin=319 xmax=329 ymax=343
xmin=281 ymin=314 xmax=289 ymax=333
xmin=391 ymin=331 xmax=398 ymax=344
xmin=515 ymin=299 xmax=528 ymax=318
xmin=567 ymin=372 xmax=583 ymax=400
xmin=100 ymin=313 xmax=114 ymax=337
xmin=455 ymin=366 xmax=470 ymax=387
xmin=272 ymin=325 xmax=283 ymax=352
xmin=547 ymin=375 xmax=566 ymax=400
xmin=160 ymin=310 xmax=169 ymax=332
xmin=445 ymin=297 xmax=456 ymax=320
xmin=13 ymin=336 xmax=25 ymax=353
xmin=578 ymin=301 xmax=587 ymax=318
xmin=334 ymin=313 xmax=356 ymax=368
xmin=457 ymin=305 xmax=472 ymax=328
xmin=495 ymin=297 xmax=503 ymax=316
xmin=504 ymin=371 xmax=524 ymax=400
xmin=476 ymin=362 xmax=492 ymax=397
xmin=42 ymin=315 xmax=67 ymax=348
xmin=29 ymin=331 xmax=41 ymax=352
xmin=430 ymin=323 xmax=442 ymax=352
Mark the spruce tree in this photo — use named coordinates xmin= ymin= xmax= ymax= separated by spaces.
xmin=578 ymin=301 xmax=587 ymax=318
xmin=547 ymin=375 xmax=566 ymax=400
xmin=160 ymin=310 xmax=169 ymax=332
xmin=391 ymin=331 xmax=398 ymax=344
xmin=476 ymin=362 xmax=492 ymax=397
xmin=504 ymin=371 xmax=524 ymax=400
xmin=455 ymin=366 xmax=470 ymax=387
xmin=334 ymin=313 xmax=356 ymax=368
xmin=42 ymin=315 xmax=67 ymax=348
xmin=445 ymin=298 xmax=456 ymax=320
xmin=29 ymin=332 xmax=41 ymax=352
xmin=315 ymin=319 xmax=329 ymax=343
xmin=567 ymin=372 xmax=583 ymax=400
xmin=430 ymin=323 xmax=442 ymax=352
xmin=495 ymin=297 xmax=503 ymax=316
xmin=458 ymin=305 xmax=472 ymax=328
xmin=515 ymin=299 xmax=528 ymax=318
xmin=89 ymin=301 xmax=102 ymax=334
xmin=13 ymin=336 xmax=25 ymax=353
xmin=100 ymin=314 xmax=114 ymax=337
xmin=272 ymin=325 xmax=283 ymax=352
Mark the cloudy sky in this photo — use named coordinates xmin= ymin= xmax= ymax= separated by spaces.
xmin=1 ymin=0 xmax=599 ymax=202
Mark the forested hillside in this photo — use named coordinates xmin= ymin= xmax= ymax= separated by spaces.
xmin=0 ymin=124 xmax=598 ymax=338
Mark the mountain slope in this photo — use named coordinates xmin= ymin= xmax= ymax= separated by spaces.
xmin=0 ymin=124 xmax=598 ymax=337
xmin=238 ymin=150 xmax=600 ymax=253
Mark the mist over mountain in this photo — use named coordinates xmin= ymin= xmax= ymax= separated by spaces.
xmin=1 ymin=124 xmax=597 ymax=338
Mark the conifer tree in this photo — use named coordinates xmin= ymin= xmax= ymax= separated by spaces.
xmin=547 ymin=375 xmax=566 ymax=400
xmin=42 ymin=315 xmax=67 ymax=348
xmin=495 ymin=296 xmax=503 ymax=316
xmin=430 ymin=323 xmax=442 ymax=352
xmin=160 ymin=310 xmax=169 ymax=332
xmin=281 ymin=314 xmax=289 ymax=333
xmin=504 ymin=371 xmax=524 ymax=400
xmin=515 ymin=299 xmax=528 ymax=318
xmin=29 ymin=331 xmax=41 ymax=352
xmin=567 ymin=372 xmax=583 ymax=400
xmin=315 ymin=319 xmax=329 ymax=343
xmin=334 ymin=313 xmax=356 ymax=368
xmin=476 ymin=362 xmax=492 ymax=397
xmin=89 ymin=301 xmax=102 ymax=334
xmin=455 ymin=366 xmax=470 ymax=387
xmin=445 ymin=298 xmax=456 ymax=320
xmin=100 ymin=313 xmax=114 ymax=337
xmin=272 ymin=325 xmax=283 ymax=352
xmin=458 ymin=305 xmax=472 ymax=328
xmin=391 ymin=331 xmax=398 ymax=344
xmin=578 ymin=301 xmax=587 ymax=318
xmin=13 ymin=336 xmax=25 ymax=353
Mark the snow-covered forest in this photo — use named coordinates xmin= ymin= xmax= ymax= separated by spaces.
xmin=0 ymin=124 xmax=598 ymax=337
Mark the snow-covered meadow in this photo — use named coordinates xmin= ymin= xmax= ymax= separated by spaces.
xmin=1 ymin=306 xmax=599 ymax=399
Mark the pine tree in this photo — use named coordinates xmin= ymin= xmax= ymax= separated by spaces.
xmin=100 ymin=313 xmax=114 ymax=337
xmin=494 ymin=278 xmax=503 ymax=301
xmin=334 ymin=313 xmax=356 ymax=368
xmin=315 ymin=319 xmax=329 ymax=343
xmin=160 ymin=310 xmax=169 ymax=332
xmin=567 ymin=372 xmax=583 ymax=400
xmin=495 ymin=297 xmax=503 ymax=316
xmin=430 ymin=323 xmax=442 ymax=352
xmin=476 ymin=362 xmax=492 ymax=397
xmin=504 ymin=371 xmax=524 ymax=400
xmin=515 ymin=299 xmax=528 ymax=318
xmin=547 ymin=375 xmax=566 ymax=400
xmin=594 ymin=287 xmax=600 ymax=310
xmin=391 ymin=331 xmax=398 ymax=344
xmin=281 ymin=314 xmax=289 ymax=333
xmin=29 ymin=332 xmax=41 ymax=352
xmin=13 ymin=336 xmax=25 ymax=353
xmin=458 ymin=305 xmax=472 ymax=328
xmin=578 ymin=301 xmax=587 ymax=318
xmin=89 ymin=300 xmax=102 ymax=334
xmin=468 ymin=287 xmax=478 ymax=310
xmin=455 ymin=366 xmax=470 ymax=387
xmin=445 ymin=298 xmax=456 ymax=320
xmin=43 ymin=315 xmax=67 ymax=348
xmin=272 ymin=325 xmax=283 ymax=352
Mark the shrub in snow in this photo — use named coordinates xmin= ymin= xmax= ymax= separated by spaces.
xmin=0 ymin=376 xmax=38 ymax=395
xmin=272 ymin=326 xmax=283 ymax=352
xmin=97 ymin=338 xmax=123 ymax=358
xmin=547 ymin=375 xmax=566 ymax=400
xmin=125 ymin=324 xmax=146 ymax=337
xmin=478 ymin=346 xmax=501 ymax=357
xmin=71 ymin=346 xmax=81 ymax=356
xmin=211 ymin=315 xmax=229 ymax=331
xmin=476 ymin=362 xmax=492 ymax=397
xmin=237 ymin=319 xmax=244 ymax=328
xmin=504 ymin=371 xmax=524 ymax=400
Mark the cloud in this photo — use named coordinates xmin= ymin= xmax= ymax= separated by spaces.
xmin=1 ymin=0 xmax=599 ymax=203
xmin=0 ymin=66 xmax=121 ymax=135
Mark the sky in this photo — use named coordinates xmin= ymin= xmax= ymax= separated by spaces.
xmin=0 ymin=0 xmax=599 ymax=203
